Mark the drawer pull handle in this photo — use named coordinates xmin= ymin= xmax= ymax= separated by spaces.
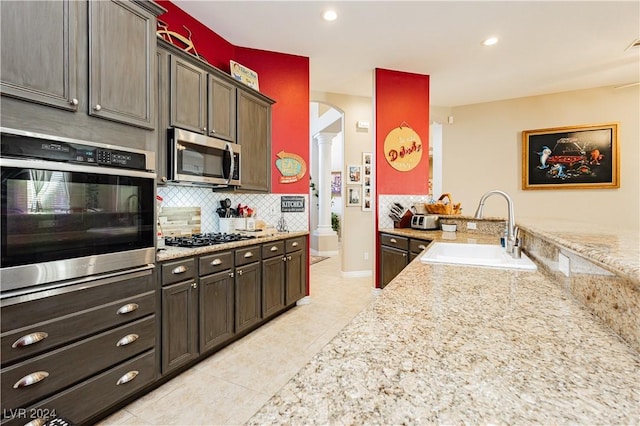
xmin=210 ymin=259 xmax=223 ymax=266
xmin=116 ymin=334 xmax=139 ymax=347
xmin=117 ymin=303 xmax=139 ymax=315
xmin=172 ymin=265 xmax=187 ymax=274
xmin=12 ymin=332 xmax=49 ymax=348
xmin=291 ymin=242 xmax=299 ymax=247
xmin=390 ymin=238 xmax=397 ymax=243
xmin=116 ymin=370 xmax=139 ymax=386
xmin=418 ymin=245 xmax=426 ymax=250
xmin=270 ymin=246 xmax=279 ymax=252
xmin=24 ymin=419 xmax=47 ymax=426
xmin=13 ymin=371 xmax=49 ymax=389
xmin=244 ymin=252 xmax=254 ymax=258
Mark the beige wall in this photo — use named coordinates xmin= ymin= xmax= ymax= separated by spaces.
xmin=442 ymin=85 xmax=640 ymax=230
xmin=311 ymin=91 xmax=375 ymax=274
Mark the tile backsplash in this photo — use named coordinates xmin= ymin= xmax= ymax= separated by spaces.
xmin=157 ymin=185 xmax=308 ymax=233
xmin=378 ymin=194 xmax=432 ymax=229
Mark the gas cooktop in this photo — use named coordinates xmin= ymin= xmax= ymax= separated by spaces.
xmin=165 ymin=233 xmax=256 ymax=248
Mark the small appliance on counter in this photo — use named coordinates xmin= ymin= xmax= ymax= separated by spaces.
xmin=411 ymin=214 xmax=439 ymax=230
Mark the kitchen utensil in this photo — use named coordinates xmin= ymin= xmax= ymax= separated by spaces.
xmin=216 ymin=207 xmax=226 ymax=218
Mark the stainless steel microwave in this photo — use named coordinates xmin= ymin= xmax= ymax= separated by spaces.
xmin=167 ymin=128 xmax=241 ymax=187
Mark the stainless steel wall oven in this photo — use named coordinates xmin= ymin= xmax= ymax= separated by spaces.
xmin=1 ymin=128 xmax=156 ymax=295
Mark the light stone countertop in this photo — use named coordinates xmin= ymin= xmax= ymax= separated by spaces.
xmin=156 ymin=231 xmax=308 ymax=262
xmin=249 ymin=227 xmax=640 ymax=424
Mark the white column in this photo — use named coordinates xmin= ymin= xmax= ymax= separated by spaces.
xmin=311 ymin=132 xmax=339 ymax=255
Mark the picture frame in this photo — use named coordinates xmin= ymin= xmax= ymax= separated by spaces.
xmin=346 ymin=185 xmax=361 ymax=207
xmin=522 ymin=123 xmax=619 ymax=190
xmin=361 ymin=152 xmax=373 ymax=211
xmin=347 ymin=165 xmax=362 ymax=184
xmin=331 ymin=171 xmax=342 ymax=196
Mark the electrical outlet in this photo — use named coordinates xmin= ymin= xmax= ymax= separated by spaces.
xmin=467 ymin=222 xmax=477 ymax=230
xmin=364 ymin=252 xmax=369 ymax=260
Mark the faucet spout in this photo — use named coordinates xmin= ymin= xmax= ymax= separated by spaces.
xmin=474 ymin=190 xmax=518 ymax=256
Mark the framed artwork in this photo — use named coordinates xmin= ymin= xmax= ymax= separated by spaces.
xmin=347 ymin=165 xmax=362 ymax=184
xmin=362 ymin=152 xmax=372 ymax=211
xmin=522 ymin=123 xmax=619 ymax=190
xmin=346 ymin=186 xmax=361 ymax=207
xmin=331 ymin=171 xmax=342 ymax=196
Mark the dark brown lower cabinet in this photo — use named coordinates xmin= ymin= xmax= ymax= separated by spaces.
xmin=161 ymin=280 xmax=198 ymax=373
xmin=262 ymin=255 xmax=286 ymax=318
xmin=379 ymin=245 xmax=408 ymax=288
xmin=285 ymin=248 xmax=306 ymax=305
xmin=199 ymin=270 xmax=235 ymax=353
xmin=235 ymin=261 xmax=262 ymax=334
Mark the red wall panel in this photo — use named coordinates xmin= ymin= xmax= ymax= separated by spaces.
xmin=374 ymin=68 xmax=430 ymax=195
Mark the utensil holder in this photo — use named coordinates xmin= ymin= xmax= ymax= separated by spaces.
xmin=219 ymin=218 xmax=235 ymax=233
xmin=393 ymin=210 xmax=413 ymax=228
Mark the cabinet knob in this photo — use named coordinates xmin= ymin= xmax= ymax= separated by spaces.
xmin=93 ymin=104 xmax=102 ymax=111
xmin=160 ymin=176 xmax=168 ymax=184
xmin=238 ymin=270 xmax=243 ymax=276
xmin=116 ymin=370 xmax=139 ymax=386
xmin=13 ymin=371 xmax=49 ymax=389
xmin=282 ymin=256 xmax=287 ymax=262
xmin=202 ymin=127 xmax=207 ymax=133
xmin=116 ymin=334 xmax=139 ymax=347
xmin=390 ymin=238 xmax=397 ymax=243
xmin=229 ymin=272 xmax=234 ymax=277
xmin=191 ymin=282 xmax=197 ymax=289
xmin=288 ymin=255 xmax=292 ymax=261
xmin=418 ymin=245 xmax=426 ymax=250
xmin=402 ymin=253 xmax=407 ymax=257
xmin=70 ymin=98 xmax=78 ymax=106
xmin=117 ymin=303 xmax=139 ymax=315
xmin=12 ymin=332 xmax=48 ymax=348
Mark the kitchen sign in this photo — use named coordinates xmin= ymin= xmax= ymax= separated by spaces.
xmin=281 ymin=196 xmax=305 ymax=212
xmin=384 ymin=125 xmax=423 ymax=172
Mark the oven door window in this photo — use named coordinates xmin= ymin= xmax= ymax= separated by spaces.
xmin=1 ymin=166 xmax=154 ymax=268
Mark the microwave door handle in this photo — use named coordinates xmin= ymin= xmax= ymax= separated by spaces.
xmin=225 ymin=142 xmax=235 ymax=185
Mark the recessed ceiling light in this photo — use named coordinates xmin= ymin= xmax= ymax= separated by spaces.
xmin=483 ymin=37 xmax=498 ymax=46
xmin=322 ymin=10 xmax=337 ymax=21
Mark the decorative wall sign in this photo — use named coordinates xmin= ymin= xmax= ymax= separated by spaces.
xmin=275 ymin=150 xmax=307 ymax=184
xmin=230 ymin=60 xmax=259 ymax=90
xmin=522 ymin=123 xmax=619 ymax=190
xmin=281 ymin=196 xmax=305 ymax=212
xmin=384 ymin=124 xmax=423 ymax=172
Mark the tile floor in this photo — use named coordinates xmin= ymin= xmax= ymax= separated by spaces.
xmin=98 ymin=254 xmax=375 ymax=425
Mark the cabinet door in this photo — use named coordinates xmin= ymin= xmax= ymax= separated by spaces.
xmin=199 ymin=271 xmax=235 ymax=353
xmin=0 ymin=0 xmax=78 ymax=110
xmin=262 ymin=256 xmax=286 ymax=318
xmin=285 ymin=249 xmax=307 ymax=305
xmin=208 ymin=74 xmax=236 ymax=142
xmin=235 ymin=262 xmax=262 ymax=334
xmin=170 ymin=56 xmax=207 ymax=134
xmin=380 ymin=246 xmax=408 ymax=288
xmin=161 ymin=281 xmax=198 ymax=374
xmin=88 ymin=0 xmax=156 ymax=129
xmin=156 ymin=46 xmax=170 ymax=184
xmin=237 ymin=90 xmax=271 ymax=192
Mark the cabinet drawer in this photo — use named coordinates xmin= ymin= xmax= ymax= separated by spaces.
xmin=235 ymin=246 xmax=261 ymax=267
xmin=161 ymin=258 xmax=196 ymax=286
xmin=199 ymin=251 xmax=233 ymax=276
xmin=1 ymin=316 xmax=155 ymax=410
xmin=380 ymin=234 xmax=409 ymax=250
xmin=262 ymin=241 xmax=285 ymax=259
xmin=1 ymin=292 xmax=155 ymax=366
xmin=1 ymin=350 xmax=156 ymax=426
xmin=285 ymin=237 xmax=305 ymax=253
xmin=409 ymin=238 xmax=431 ymax=254
xmin=1 ymin=268 xmax=154 ymax=333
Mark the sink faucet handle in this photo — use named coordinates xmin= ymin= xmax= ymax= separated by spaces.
xmin=513 ymin=226 xmax=520 ymax=240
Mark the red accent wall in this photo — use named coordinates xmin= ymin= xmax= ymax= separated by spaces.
xmin=157 ymin=1 xmax=310 ymax=195
xmin=236 ymin=47 xmax=310 ymax=194
xmin=374 ymin=68 xmax=430 ymax=195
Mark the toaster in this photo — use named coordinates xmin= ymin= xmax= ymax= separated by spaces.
xmin=411 ymin=214 xmax=439 ymax=230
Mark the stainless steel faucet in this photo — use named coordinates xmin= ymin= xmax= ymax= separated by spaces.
xmin=474 ymin=190 xmax=520 ymax=257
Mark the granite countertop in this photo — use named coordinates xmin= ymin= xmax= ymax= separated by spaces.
xmin=250 ymin=227 xmax=640 ymax=424
xmin=156 ymin=231 xmax=308 ymax=262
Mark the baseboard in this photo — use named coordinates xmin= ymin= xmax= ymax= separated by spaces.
xmin=296 ymin=296 xmax=312 ymax=305
xmin=371 ymin=288 xmax=382 ymax=296
xmin=310 ymin=249 xmax=339 ymax=256
xmin=340 ymin=270 xmax=372 ymax=278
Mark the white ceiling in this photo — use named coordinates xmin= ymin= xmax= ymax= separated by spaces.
xmin=173 ymin=1 xmax=640 ymax=107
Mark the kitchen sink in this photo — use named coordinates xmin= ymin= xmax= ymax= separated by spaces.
xmin=419 ymin=242 xmax=537 ymax=271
